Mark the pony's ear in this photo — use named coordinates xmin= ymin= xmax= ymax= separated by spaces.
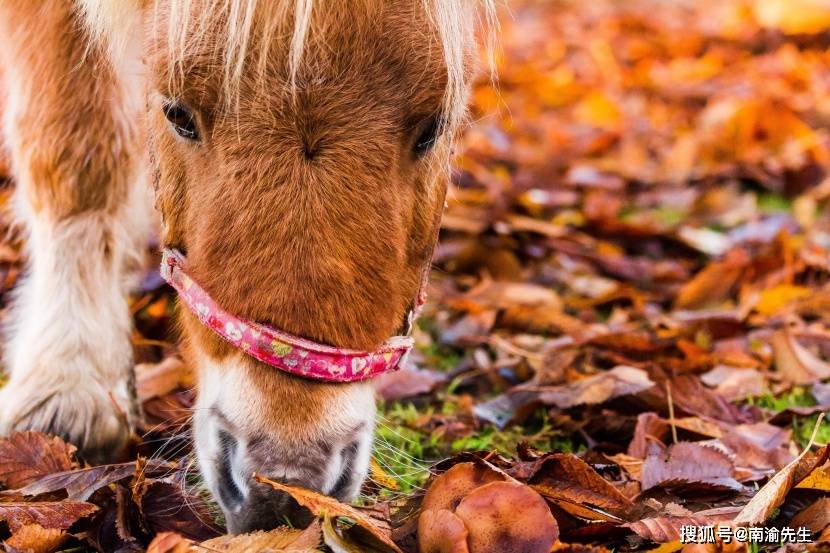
xmin=76 ymin=0 xmax=148 ymax=64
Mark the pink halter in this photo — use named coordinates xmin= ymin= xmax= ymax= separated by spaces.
xmin=160 ymin=249 xmax=420 ymax=383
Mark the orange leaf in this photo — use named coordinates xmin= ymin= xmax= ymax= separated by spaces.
xmin=254 ymin=475 xmax=401 ymax=553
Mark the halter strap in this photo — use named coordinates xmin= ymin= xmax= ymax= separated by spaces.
xmin=160 ymin=249 xmax=414 ymax=382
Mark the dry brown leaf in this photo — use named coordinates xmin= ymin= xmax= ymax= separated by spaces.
xmin=201 ymin=522 xmax=322 ymax=552
xmin=4 ymin=523 xmax=67 ymax=553
xmin=674 ymin=250 xmax=748 ymax=310
xmin=629 ymin=412 xmax=670 ymax=459
xmin=0 ymin=432 xmax=77 ymax=489
xmin=13 ymin=461 xmax=150 ymax=501
xmin=641 ymin=442 xmax=741 ymax=493
xmin=373 ymin=365 xmax=445 ymax=402
xmin=135 ymin=478 xmax=223 ymax=541
xmin=0 ymin=501 xmax=97 ymax=532
xmin=146 ymin=532 xmax=195 ymax=553
xmin=665 ymin=376 xmax=746 ymax=425
xmin=624 ymin=516 xmax=712 ymax=543
xmin=537 ymin=365 xmax=655 ymax=409
xmin=734 ymin=417 xmax=829 ymax=525
xmin=454 ymin=481 xmax=558 ymax=553
xmin=457 ymin=279 xmax=562 ymax=311
xmin=720 ymin=422 xmax=795 ymax=477
xmin=254 ymin=475 xmax=402 ymax=553
xmin=771 ymin=330 xmax=830 ymax=385
xmin=526 ymin=453 xmax=633 ymax=518
xmin=136 ymin=356 xmax=194 ymax=401
xmin=790 ymin=497 xmax=830 ymax=535
xmin=699 ymin=366 xmax=766 ymax=401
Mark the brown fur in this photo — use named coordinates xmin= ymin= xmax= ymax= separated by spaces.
xmin=0 ymin=0 xmax=140 ymax=219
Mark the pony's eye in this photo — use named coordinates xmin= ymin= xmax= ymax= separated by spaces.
xmin=162 ymin=101 xmax=200 ymax=141
xmin=413 ymin=115 xmax=443 ymax=157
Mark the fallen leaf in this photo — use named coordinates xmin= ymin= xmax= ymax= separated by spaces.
xmin=4 ymin=523 xmax=67 ymax=553
xmin=146 ymin=532 xmax=195 ymax=553
xmin=0 ymin=432 xmax=78 ymax=489
xmin=720 ymin=422 xmax=795 ymax=478
xmin=753 ymin=284 xmax=812 ymax=316
xmin=12 ymin=462 xmax=142 ymax=501
xmin=525 ymin=453 xmax=634 ymax=518
xmin=136 ymin=357 xmax=194 ymax=401
xmin=772 ymin=330 xmax=830 ymax=385
xmin=699 ymin=366 xmax=766 ymax=401
xmin=0 ymin=501 xmax=97 ymax=532
xmin=254 ymin=475 xmax=401 ymax=553
xmin=201 ymin=521 xmax=322 ymax=552
xmin=373 ymin=365 xmax=445 ymax=402
xmin=674 ymin=250 xmax=749 ymax=310
xmin=797 ymin=465 xmax=830 ymax=492
xmin=641 ymin=442 xmax=741 ymax=493
xmin=134 ymin=479 xmax=223 ymax=541
xmin=790 ymin=497 xmax=830 ymax=535
xmin=537 ymin=366 xmax=655 ymax=409
xmin=624 ymin=516 xmax=713 ymax=543
xmin=629 ymin=412 xmax=670 ymax=459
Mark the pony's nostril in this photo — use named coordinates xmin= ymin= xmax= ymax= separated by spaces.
xmin=216 ymin=429 xmax=245 ymax=510
xmin=329 ymin=441 xmax=359 ymax=499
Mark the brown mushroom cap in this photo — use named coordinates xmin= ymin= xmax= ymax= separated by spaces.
xmin=454 ymin=481 xmax=559 ymax=553
xmin=420 ymin=462 xmax=506 ymax=513
xmin=417 ymin=509 xmax=471 ymax=553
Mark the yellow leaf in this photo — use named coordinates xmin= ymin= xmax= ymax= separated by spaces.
xmin=370 ymin=458 xmax=399 ymax=491
xmin=755 ymin=284 xmax=812 ymax=316
xmin=574 ymin=91 xmax=622 ymax=131
xmin=755 ymin=0 xmax=830 ymax=34
xmin=797 ymin=466 xmax=830 ymax=492
xmin=254 ymin=475 xmax=402 ymax=553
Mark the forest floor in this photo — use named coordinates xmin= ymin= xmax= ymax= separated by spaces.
xmin=1 ymin=0 xmax=830 ymax=551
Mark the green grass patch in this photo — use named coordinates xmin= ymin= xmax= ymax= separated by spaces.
xmin=749 ymin=387 xmax=816 ymax=411
xmin=746 ymin=387 xmax=829 ymax=448
xmin=373 ymin=400 xmax=581 ymax=494
xmin=757 ymin=192 xmax=792 ymax=214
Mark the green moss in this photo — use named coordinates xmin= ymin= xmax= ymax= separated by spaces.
xmin=757 ymin=192 xmax=792 ymax=214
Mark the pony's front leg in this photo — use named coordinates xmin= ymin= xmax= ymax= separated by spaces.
xmin=0 ymin=0 xmax=150 ymax=462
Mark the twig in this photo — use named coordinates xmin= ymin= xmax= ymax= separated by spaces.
xmin=666 ymin=381 xmax=678 ymax=444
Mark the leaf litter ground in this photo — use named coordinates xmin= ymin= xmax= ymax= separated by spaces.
xmin=1 ymin=0 xmax=830 ymax=551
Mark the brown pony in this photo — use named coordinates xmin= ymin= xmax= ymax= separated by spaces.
xmin=0 ymin=0 xmax=492 ymax=532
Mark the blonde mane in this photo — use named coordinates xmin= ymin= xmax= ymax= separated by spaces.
xmin=79 ymin=0 xmax=497 ymax=126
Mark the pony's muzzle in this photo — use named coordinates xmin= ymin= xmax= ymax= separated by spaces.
xmin=192 ymin=356 xmax=376 ymax=533
xmin=198 ymin=405 xmax=373 ymax=533
xmin=209 ymin=429 xmax=316 ymax=533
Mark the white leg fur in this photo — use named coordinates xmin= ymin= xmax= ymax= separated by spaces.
xmin=0 ymin=177 xmax=152 ymax=459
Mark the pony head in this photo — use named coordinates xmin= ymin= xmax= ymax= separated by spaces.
xmin=82 ymin=0 xmax=492 ymax=532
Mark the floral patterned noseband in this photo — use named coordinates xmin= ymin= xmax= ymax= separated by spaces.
xmin=160 ymin=249 xmax=420 ymax=383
